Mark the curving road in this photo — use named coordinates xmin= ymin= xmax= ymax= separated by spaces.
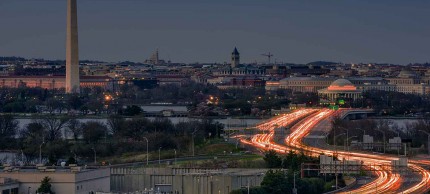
xmin=239 ymin=108 xmax=430 ymax=194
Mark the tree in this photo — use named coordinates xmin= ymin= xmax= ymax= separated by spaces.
xmin=107 ymin=115 xmax=126 ymax=137
xmin=122 ymin=105 xmax=142 ymax=116
xmin=20 ymin=122 xmax=45 ymax=161
xmin=37 ymin=176 xmax=55 ymax=194
xmin=67 ymin=94 xmax=83 ymax=110
xmin=39 ymin=116 xmax=70 ymax=142
xmin=0 ymin=115 xmax=18 ymax=149
xmin=86 ymin=99 xmax=104 ymax=115
xmin=260 ymin=170 xmax=290 ymax=194
xmin=67 ymin=118 xmax=82 ymax=141
xmin=45 ymin=98 xmax=62 ymax=114
xmin=82 ymin=121 xmax=107 ymax=144
xmin=263 ymin=150 xmax=282 ymax=168
xmin=124 ymin=118 xmax=151 ymax=141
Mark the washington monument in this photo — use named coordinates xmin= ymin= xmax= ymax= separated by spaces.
xmin=66 ymin=0 xmax=80 ymax=93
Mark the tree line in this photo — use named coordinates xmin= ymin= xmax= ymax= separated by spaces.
xmin=0 ymin=114 xmax=223 ymax=165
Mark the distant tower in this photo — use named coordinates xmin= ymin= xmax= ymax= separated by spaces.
xmin=150 ymin=49 xmax=160 ymax=65
xmin=231 ymin=47 xmax=240 ymax=68
xmin=66 ymin=0 xmax=80 ymax=93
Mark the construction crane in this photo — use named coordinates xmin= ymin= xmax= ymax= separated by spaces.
xmin=262 ymin=52 xmax=274 ymax=64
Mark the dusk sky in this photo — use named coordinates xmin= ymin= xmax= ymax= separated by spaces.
xmin=0 ymin=0 xmax=429 ymax=64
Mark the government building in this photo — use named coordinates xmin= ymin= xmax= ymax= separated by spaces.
xmin=0 ymin=75 xmax=113 ymax=91
xmin=318 ymin=79 xmax=363 ymax=103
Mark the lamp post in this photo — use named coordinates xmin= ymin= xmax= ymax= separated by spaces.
xmin=419 ymin=130 xmax=430 ymax=155
xmin=158 ymin=147 xmax=162 ymax=167
xmin=340 ymin=127 xmax=349 ymax=152
xmin=174 ymin=149 xmax=177 ymax=165
xmin=293 ymin=172 xmax=299 ymax=194
xmin=91 ymin=147 xmax=97 ymax=164
xmin=39 ymin=141 xmax=45 ymax=164
xmin=143 ymin=137 xmax=149 ymax=165
xmin=192 ymin=129 xmax=198 ymax=157
xmin=375 ymin=128 xmax=386 ymax=154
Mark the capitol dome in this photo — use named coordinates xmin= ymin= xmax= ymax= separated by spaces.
xmin=327 ymin=79 xmax=357 ymax=91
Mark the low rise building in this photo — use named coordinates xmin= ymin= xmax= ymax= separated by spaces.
xmin=0 ymin=75 xmax=113 ymax=91
xmin=0 ymin=166 xmax=110 ymax=194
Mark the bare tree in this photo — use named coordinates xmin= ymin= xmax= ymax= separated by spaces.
xmin=67 ymin=118 xmax=82 ymax=141
xmin=38 ymin=116 xmax=70 ymax=142
xmin=107 ymin=115 xmax=125 ymax=137
xmin=0 ymin=115 xmax=18 ymax=149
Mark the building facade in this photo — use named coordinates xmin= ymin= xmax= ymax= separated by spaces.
xmin=0 ymin=76 xmax=113 ymax=91
xmin=318 ymin=79 xmax=363 ymax=103
xmin=0 ymin=168 xmax=110 ymax=194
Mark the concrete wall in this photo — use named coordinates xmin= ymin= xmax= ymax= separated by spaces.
xmin=76 ymin=168 xmax=110 ymax=194
xmin=111 ymin=167 xmax=266 ymax=194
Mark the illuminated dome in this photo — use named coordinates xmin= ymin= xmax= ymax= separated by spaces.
xmin=330 ymin=79 xmax=353 ymax=87
xmin=327 ymin=79 xmax=357 ymax=91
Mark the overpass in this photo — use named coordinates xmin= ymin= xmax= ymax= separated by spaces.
xmin=338 ymin=108 xmax=375 ymax=120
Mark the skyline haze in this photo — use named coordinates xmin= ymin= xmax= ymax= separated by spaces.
xmin=0 ymin=0 xmax=429 ymax=64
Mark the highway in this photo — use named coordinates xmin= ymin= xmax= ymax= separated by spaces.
xmin=239 ymin=108 xmax=430 ymax=194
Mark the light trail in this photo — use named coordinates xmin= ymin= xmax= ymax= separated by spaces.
xmin=239 ymin=108 xmax=430 ymax=193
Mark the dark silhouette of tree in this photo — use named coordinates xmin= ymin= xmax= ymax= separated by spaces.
xmin=20 ymin=123 xmax=45 ymax=161
xmin=107 ymin=115 xmax=126 ymax=137
xmin=39 ymin=116 xmax=70 ymax=142
xmin=0 ymin=115 xmax=18 ymax=149
xmin=263 ymin=150 xmax=282 ymax=168
xmin=66 ymin=117 xmax=82 ymax=141
xmin=122 ymin=105 xmax=142 ymax=116
xmin=82 ymin=121 xmax=107 ymax=144
xmin=67 ymin=94 xmax=83 ymax=110
xmin=37 ymin=176 xmax=54 ymax=194
xmin=260 ymin=170 xmax=290 ymax=194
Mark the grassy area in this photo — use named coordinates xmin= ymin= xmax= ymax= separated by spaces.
xmin=177 ymin=154 xmax=265 ymax=168
xmin=98 ymin=141 xmax=263 ymax=166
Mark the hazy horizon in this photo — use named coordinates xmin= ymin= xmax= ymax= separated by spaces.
xmin=1 ymin=0 xmax=429 ymax=64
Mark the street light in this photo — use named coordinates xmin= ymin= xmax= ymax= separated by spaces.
xmin=143 ymin=137 xmax=149 ymax=165
xmin=192 ymin=129 xmax=198 ymax=157
xmin=158 ymin=147 xmax=162 ymax=167
xmin=339 ymin=127 xmax=349 ymax=152
xmin=293 ymin=171 xmax=299 ymax=194
xmin=174 ymin=149 xmax=177 ymax=165
xmin=91 ymin=147 xmax=97 ymax=164
xmin=39 ymin=141 xmax=45 ymax=164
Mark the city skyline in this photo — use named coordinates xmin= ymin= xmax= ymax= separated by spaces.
xmin=0 ymin=0 xmax=429 ymax=64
